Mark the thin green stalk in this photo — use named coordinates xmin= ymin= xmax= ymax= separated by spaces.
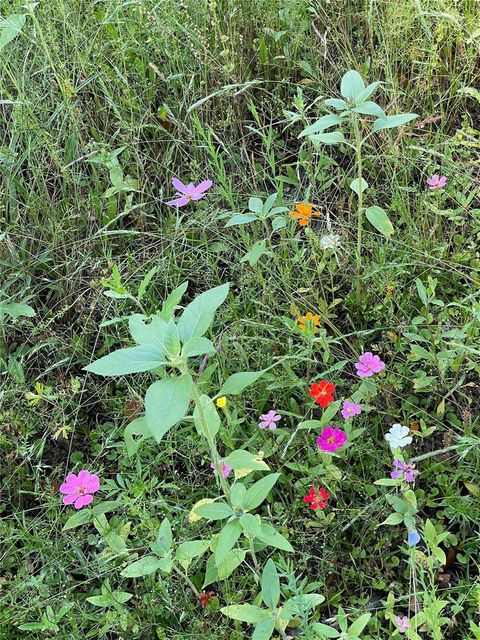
xmin=172 ymin=561 xmax=199 ymax=597
xmin=189 ymin=380 xmax=231 ymax=502
xmin=352 ymin=116 xmax=364 ymax=308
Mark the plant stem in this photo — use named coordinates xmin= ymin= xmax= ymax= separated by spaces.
xmin=248 ymin=537 xmax=261 ymax=575
xmin=189 ymin=380 xmax=231 ymax=502
xmin=352 ymin=116 xmax=364 ymax=308
xmin=172 ymin=562 xmax=199 ymax=597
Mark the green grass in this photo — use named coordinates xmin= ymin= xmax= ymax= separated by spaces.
xmin=1 ymin=0 xmax=480 ymax=638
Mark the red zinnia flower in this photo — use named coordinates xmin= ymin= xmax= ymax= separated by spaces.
xmin=303 ymin=487 xmax=329 ymax=510
xmin=309 ymin=380 xmax=335 ymax=408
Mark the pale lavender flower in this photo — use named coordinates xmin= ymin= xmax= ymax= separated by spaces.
xmin=354 ymin=352 xmax=385 ymax=378
xmin=166 ymin=177 xmax=212 ymax=206
xmin=341 ymin=400 xmax=361 ymax=420
xmin=391 ymin=460 xmax=419 ymax=483
xmin=385 ymin=424 xmax=412 ymax=449
xmin=407 ymin=530 xmax=420 ymax=546
xmin=258 ymin=410 xmax=281 ymax=430
xmin=395 ymin=616 xmax=411 ymax=633
xmin=427 ymin=174 xmax=447 ymax=190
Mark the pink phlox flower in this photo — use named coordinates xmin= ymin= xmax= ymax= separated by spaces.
xmin=427 ymin=174 xmax=447 ymax=190
xmin=210 ymin=460 xmax=232 ymax=478
xmin=341 ymin=400 xmax=362 ymax=420
xmin=166 ymin=177 xmax=212 ymax=206
xmin=395 ymin=615 xmax=411 ymax=633
xmin=258 ymin=410 xmax=281 ymax=430
xmin=391 ymin=460 xmax=419 ymax=483
xmin=60 ymin=470 xmax=100 ymax=509
xmin=354 ymin=351 xmax=385 ymax=378
xmin=316 ymin=426 xmax=348 ymax=452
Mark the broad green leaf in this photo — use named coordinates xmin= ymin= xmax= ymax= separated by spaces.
xmin=225 ymin=449 xmax=270 ymax=472
xmin=221 ymin=604 xmax=270 ymax=623
xmin=252 ymin=618 xmax=276 ymax=640
xmin=0 ymin=14 xmax=26 ymax=51
xmin=155 ymin=518 xmax=172 ymax=555
xmin=352 ymin=101 xmax=385 ymax=117
xmin=87 ymin=590 xmax=131 ymax=606
xmin=298 ymin=114 xmax=341 ymax=138
xmin=244 ymin=473 xmax=280 ymax=511
xmin=374 ymin=478 xmax=401 ymax=487
xmin=63 ymin=509 xmax=92 ymax=531
xmin=324 ymin=98 xmax=347 ymax=110
xmin=381 ymin=513 xmax=404 ymax=526
xmin=124 ymin=416 xmax=152 ymax=457
xmin=145 ymin=374 xmax=192 ymax=442
xmin=348 ymin=612 xmax=371 ymax=635
xmin=257 ymin=522 xmax=294 ymax=552
xmin=225 ymin=213 xmax=258 ymax=227
xmin=415 ymin=278 xmax=428 ymax=305
xmin=203 ymin=549 xmax=246 ymax=585
xmin=84 ymin=345 xmax=166 ymax=376
xmin=156 ymin=555 xmax=173 ymax=573
xmin=355 ymin=81 xmax=381 ymax=104
xmin=241 ymin=239 xmax=268 ymax=266
xmin=195 ymin=501 xmax=233 ymax=520
xmin=350 ymin=178 xmax=368 ymax=195
xmin=372 ymin=113 xmax=417 ymax=131
xmin=240 ymin=513 xmax=262 ymax=538
xmin=365 ymin=205 xmax=394 ymax=238
xmin=91 ymin=501 xmax=122 ymax=516
xmin=181 ymin=336 xmax=216 ymax=358
xmin=249 ymin=197 xmax=264 ymax=214
xmin=177 ymin=283 xmax=229 ymax=342
xmin=218 ymin=369 xmax=268 ymax=396
xmin=162 ymin=319 xmax=180 ymax=357
xmin=283 ymin=594 xmax=325 ymax=615
xmin=193 ymin=393 xmax=220 ymax=439
xmin=262 ymin=559 xmax=280 ymax=609
xmin=231 ymin=483 xmax=247 ymax=509
xmin=120 ymin=556 xmax=163 ymax=577
xmin=175 ymin=539 xmax=210 ymax=570
xmin=340 ymin=70 xmax=365 ymax=101
xmin=310 ymin=131 xmax=345 ymax=145
xmin=159 ymin=281 xmax=189 ymax=320
xmin=0 ymin=300 xmax=35 ymax=318
xmin=215 ymin=520 xmax=242 ymax=566
xmin=271 ymin=216 xmax=286 ymax=231
xmin=312 ymin=622 xmax=341 ymax=638
xmin=128 ymin=314 xmax=166 ymax=349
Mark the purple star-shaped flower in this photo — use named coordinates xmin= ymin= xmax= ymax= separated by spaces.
xmin=166 ymin=177 xmax=212 ymax=207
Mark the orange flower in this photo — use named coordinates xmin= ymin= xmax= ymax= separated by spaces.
xmin=297 ymin=312 xmax=321 ymax=333
xmin=290 ymin=203 xmax=321 ymax=227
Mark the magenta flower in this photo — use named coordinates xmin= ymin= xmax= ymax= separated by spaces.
xmin=258 ymin=410 xmax=281 ymax=430
xmin=427 ymin=174 xmax=447 ymax=190
xmin=395 ymin=616 xmax=411 ymax=633
xmin=60 ymin=470 xmax=100 ymax=509
xmin=354 ymin=352 xmax=385 ymax=378
xmin=165 ymin=177 xmax=212 ymax=207
xmin=391 ymin=460 xmax=419 ymax=483
xmin=341 ymin=400 xmax=361 ymax=420
xmin=316 ymin=427 xmax=348 ymax=452
xmin=210 ymin=460 xmax=232 ymax=478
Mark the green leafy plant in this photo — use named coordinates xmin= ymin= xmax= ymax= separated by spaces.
xmin=299 ymin=69 xmax=417 ymax=305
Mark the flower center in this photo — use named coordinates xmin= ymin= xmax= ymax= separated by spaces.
xmin=327 ymin=436 xmax=335 ymax=444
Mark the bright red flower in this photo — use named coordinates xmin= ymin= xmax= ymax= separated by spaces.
xmin=303 ymin=486 xmax=329 ymax=510
xmin=309 ymin=380 xmax=335 ymax=408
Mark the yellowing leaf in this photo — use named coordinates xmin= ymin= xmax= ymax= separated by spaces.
xmin=188 ymin=498 xmax=215 ymax=523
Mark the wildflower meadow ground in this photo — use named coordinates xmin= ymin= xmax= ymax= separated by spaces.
xmin=1 ymin=1 xmax=479 ymax=639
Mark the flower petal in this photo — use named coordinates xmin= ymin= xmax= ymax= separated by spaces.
xmin=171 ymin=177 xmax=188 ymax=193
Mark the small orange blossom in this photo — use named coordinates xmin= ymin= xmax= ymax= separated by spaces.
xmin=290 ymin=203 xmax=321 ymax=227
xmin=297 ymin=312 xmax=321 ymax=333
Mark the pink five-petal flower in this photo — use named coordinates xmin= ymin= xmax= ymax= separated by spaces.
xmin=166 ymin=177 xmax=212 ymax=206
xmin=341 ymin=400 xmax=362 ymax=420
xmin=354 ymin=351 xmax=385 ymax=378
xmin=258 ymin=410 xmax=282 ymax=430
xmin=395 ymin=616 xmax=411 ymax=633
xmin=59 ymin=470 xmax=100 ymax=509
xmin=427 ymin=174 xmax=447 ymax=190
xmin=316 ymin=427 xmax=348 ymax=452
xmin=210 ymin=460 xmax=232 ymax=478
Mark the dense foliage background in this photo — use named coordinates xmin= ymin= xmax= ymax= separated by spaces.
xmin=1 ymin=0 xmax=479 ymax=638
